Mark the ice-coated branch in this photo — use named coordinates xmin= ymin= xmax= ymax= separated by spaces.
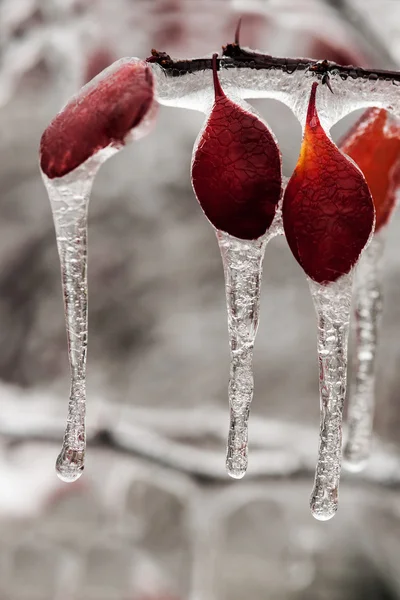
xmin=147 ymin=46 xmax=400 ymax=81
xmin=147 ymin=46 xmax=400 ymax=125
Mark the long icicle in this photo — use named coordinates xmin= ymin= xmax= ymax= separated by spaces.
xmin=42 ymin=161 xmax=100 ymax=482
xmin=308 ymin=273 xmax=353 ymax=520
xmin=338 ymin=108 xmax=400 ymax=471
xmin=343 ymin=232 xmax=385 ymax=471
xmin=218 ymin=232 xmax=266 ymax=479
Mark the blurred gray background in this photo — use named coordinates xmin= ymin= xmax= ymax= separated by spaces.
xmin=1 ymin=0 xmax=400 ymax=598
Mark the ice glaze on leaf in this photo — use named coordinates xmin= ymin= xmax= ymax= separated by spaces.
xmin=40 ymin=58 xmax=155 ymax=179
xmin=340 ymin=108 xmax=400 ymax=231
xmin=191 ymin=55 xmax=282 ymax=240
xmin=283 ymin=82 xmax=375 ymax=284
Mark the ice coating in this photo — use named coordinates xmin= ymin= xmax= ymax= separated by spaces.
xmin=191 ymin=55 xmax=282 ymax=477
xmin=149 ymin=61 xmax=400 ymax=126
xmin=218 ymin=232 xmax=264 ymax=478
xmin=343 ymin=233 xmax=385 ymax=472
xmin=41 ymin=157 xmax=105 ymax=482
xmin=40 ymin=57 xmax=155 ymax=179
xmin=309 ymin=273 xmax=353 ymax=520
xmin=218 ymin=209 xmax=286 ymax=479
xmin=218 ymin=230 xmax=275 ymax=478
xmin=282 ymin=82 xmax=374 ymax=285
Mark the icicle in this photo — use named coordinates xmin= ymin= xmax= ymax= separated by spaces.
xmin=219 ymin=208 xmax=283 ymax=479
xmin=283 ymin=82 xmax=374 ymax=519
xmin=191 ymin=54 xmax=282 ymax=478
xmin=339 ymin=108 xmax=400 ymax=471
xmin=42 ymin=164 xmax=100 ymax=482
xmin=217 ymin=232 xmax=265 ymax=478
xmin=308 ymin=273 xmax=353 ymax=519
xmin=42 ymin=154 xmax=117 ymax=480
xmin=343 ymin=234 xmax=385 ymax=472
xmin=40 ymin=58 xmax=156 ymax=481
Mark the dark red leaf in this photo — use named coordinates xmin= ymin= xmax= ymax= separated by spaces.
xmin=191 ymin=55 xmax=282 ymax=240
xmin=40 ymin=59 xmax=155 ymax=179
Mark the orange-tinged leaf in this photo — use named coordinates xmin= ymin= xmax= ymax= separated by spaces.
xmin=283 ymin=82 xmax=375 ymax=284
xmin=340 ymin=108 xmax=400 ymax=231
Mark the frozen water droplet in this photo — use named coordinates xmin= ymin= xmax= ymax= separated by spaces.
xmin=218 ymin=224 xmax=279 ymax=479
xmin=308 ymin=272 xmax=353 ymax=520
xmin=56 ymin=445 xmax=85 ymax=482
xmin=41 ymin=155 xmax=106 ymax=482
xmin=343 ymin=233 xmax=385 ymax=472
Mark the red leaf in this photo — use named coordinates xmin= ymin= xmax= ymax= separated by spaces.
xmin=339 ymin=108 xmax=400 ymax=231
xmin=40 ymin=59 xmax=155 ymax=179
xmin=283 ymin=82 xmax=374 ymax=284
xmin=191 ymin=55 xmax=282 ymax=240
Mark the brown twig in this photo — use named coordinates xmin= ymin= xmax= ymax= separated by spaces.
xmin=146 ymin=45 xmax=400 ymax=85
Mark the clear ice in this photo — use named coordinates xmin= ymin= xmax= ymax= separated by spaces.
xmin=41 ymin=154 xmax=110 ymax=482
xmin=343 ymin=232 xmax=385 ymax=472
xmin=218 ymin=214 xmax=282 ymax=479
xmin=218 ymin=232 xmax=266 ymax=479
xmin=308 ymin=273 xmax=353 ymax=520
xmin=150 ymin=61 xmax=400 ymax=127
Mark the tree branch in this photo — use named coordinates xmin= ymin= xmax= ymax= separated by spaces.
xmin=146 ymin=44 xmax=400 ymax=85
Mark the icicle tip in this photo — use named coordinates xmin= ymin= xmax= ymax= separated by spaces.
xmin=56 ymin=448 xmax=85 ymax=483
